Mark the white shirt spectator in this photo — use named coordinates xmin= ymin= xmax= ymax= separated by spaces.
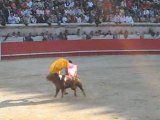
xmin=132 ymin=5 xmax=138 ymax=12
xmin=83 ymin=14 xmax=89 ymax=23
xmin=125 ymin=15 xmax=134 ymax=24
xmin=119 ymin=15 xmax=126 ymax=23
xmin=30 ymin=15 xmax=37 ymax=23
xmin=76 ymin=16 xmax=82 ymax=23
xmin=149 ymin=8 xmax=155 ymax=17
xmin=64 ymin=8 xmax=71 ymax=15
xmin=8 ymin=14 xmax=16 ymax=24
xmin=69 ymin=1 xmax=75 ymax=8
xmin=15 ymin=15 xmax=21 ymax=24
xmin=22 ymin=9 xmax=32 ymax=17
xmin=62 ymin=15 xmax=68 ymax=23
xmin=113 ymin=14 xmax=120 ymax=23
xmin=36 ymin=9 xmax=44 ymax=16
xmin=69 ymin=8 xmax=75 ymax=16
xmin=87 ymin=1 xmax=94 ymax=8
xmin=27 ymin=0 xmax=33 ymax=8
xmin=121 ymin=0 xmax=127 ymax=7
xmin=143 ymin=9 xmax=149 ymax=17
xmin=74 ymin=7 xmax=82 ymax=16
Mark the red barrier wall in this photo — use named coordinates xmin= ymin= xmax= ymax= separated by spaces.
xmin=2 ymin=39 xmax=160 ymax=60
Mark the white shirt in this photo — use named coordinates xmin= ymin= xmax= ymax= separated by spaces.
xmin=88 ymin=1 xmax=94 ymax=7
xmin=113 ymin=15 xmax=120 ymax=23
xmin=8 ymin=15 xmax=16 ymax=24
xmin=62 ymin=16 xmax=68 ymax=23
xmin=83 ymin=15 xmax=89 ymax=23
xmin=126 ymin=16 xmax=134 ymax=24
xmin=15 ymin=16 xmax=21 ymax=23
xmin=68 ymin=63 xmax=77 ymax=77
xmin=76 ymin=16 xmax=82 ymax=23
xmin=120 ymin=16 xmax=126 ymax=23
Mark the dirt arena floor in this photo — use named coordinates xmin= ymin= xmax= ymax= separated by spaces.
xmin=1 ymin=55 xmax=160 ymax=120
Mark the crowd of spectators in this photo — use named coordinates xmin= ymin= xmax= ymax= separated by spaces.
xmin=1 ymin=27 xmax=160 ymax=42
xmin=0 ymin=0 xmax=160 ymax=26
xmin=2 ymin=30 xmax=68 ymax=42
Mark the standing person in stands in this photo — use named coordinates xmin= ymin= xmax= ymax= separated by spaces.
xmin=47 ymin=58 xmax=78 ymax=94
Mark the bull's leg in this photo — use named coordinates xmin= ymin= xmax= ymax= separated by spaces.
xmin=74 ymin=89 xmax=77 ymax=96
xmin=54 ymin=88 xmax=60 ymax=98
xmin=61 ymin=88 xmax=64 ymax=98
xmin=78 ymin=84 xmax=86 ymax=96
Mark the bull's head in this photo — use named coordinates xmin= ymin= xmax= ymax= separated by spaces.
xmin=46 ymin=73 xmax=60 ymax=82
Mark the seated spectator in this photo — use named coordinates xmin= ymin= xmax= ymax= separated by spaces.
xmin=11 ymin=32 xmax=16 ymax=37
xmin=74 ymin=7 xmax=83 ymax=16
xmin=143 ymin=8 xmax=150 ymax=22
xmin=14 ymin=14 xmax=21 ymax=24
xmin=0 ymin=0 xmax=159 ymax=26
xmin=69 ymin=15 xmax=77 ymax=23
xmin=47 ymin=14 xmax=57 ymax=24
xmin=82 ymin=14 xmax=90 ymax=23
xmin=16 ymin=31 xmax=21 ymax=37
xmin=22 ymin=8 xmax=32 ymax=17
xmin=62 ymin=14 xmax=68 ymax=23
xmin=64 ymin=0 xmax=71 ymax=8
xmin=58 ymin=32 xmax=66 ymax=40
xmin=37 ymin=14 xmax=46 ymax=23
xmin=30 ymin=15 xmax=37 ymax=23
xmin=10 ymin=1 xmax=16 ymax=10
xmin=155 ymin=31 xmax=160 ymax=38
xmin=113 ymin=31 xmax=119 ymax=39
xmin=48 ymin=33 xmax=54 ymax=40
xmin=76 ymin=29 xmax=81 ymax=36
xmin=119 ymin=14 xmax=126 ymax=23
xmin=124 ymin=30 xmax=129 ymax=39
xmin=113 ymin=13 xmax=120 ymax=24
xmin=76 ymin=15 xmax=82 ymax=23
xmin=125 ymin=14 xmax=134 ymax=24
xmin=81 ymin=32 xmax=87 ymax=39
xmin=105 ymin=30 xmax=112 ymax=36
xmin=24 ymin=33 xmax=33 ymax=41
xmin=89 ymin=31 xmax=94 ymax=37
xmin=44 ymin=7 xmax=51 ymax=17
xmin=8 ymin=13 xmax=16 ymax=24
xmin=22 ymin=15 xmax=30 ymax=25
xmin=86 ymin=33 xmax=91 ymax=39
xmin=27 ymin=0 xmax=33 ymax=8
xmin=54 ymin=33 xmax=59 ymax=40
xmin=53 ymin=0 xmax=61 ymax=9
xmin=69 ymin=0 xmax=75 ymax=8
xmin=87 ymin=0 xmax=94 ymax=11
xmin=150 ymin=16 xmax=156 ymax=23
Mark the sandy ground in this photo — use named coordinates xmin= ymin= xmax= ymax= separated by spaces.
xmin=1 ymin=55 xmax=160 ymax=120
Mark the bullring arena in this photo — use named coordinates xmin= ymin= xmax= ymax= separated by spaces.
xmin=1 ymin=0 xmax=160 ymax=119
xmin=1 ymin=24 xmax=160 ymax=120
xmin=1 ymin=54 xmax=160 ymax=120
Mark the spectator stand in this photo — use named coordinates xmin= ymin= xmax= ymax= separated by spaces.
xmin=0 ymin=22 xmax=160 ymax=42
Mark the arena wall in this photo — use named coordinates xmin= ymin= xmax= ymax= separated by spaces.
xmin=1 ymin=39 xmax=160 ymax=60
xmin=1 ymin=23 xmax=160 ymax=36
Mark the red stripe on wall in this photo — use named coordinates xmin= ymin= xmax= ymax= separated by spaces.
xmin=2 ymin=39 xmax=160 ymax=55
xmin=1 ymin=39 xmax=160 ymax=59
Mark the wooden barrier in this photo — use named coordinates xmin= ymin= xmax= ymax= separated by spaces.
xmin=1 ymin=39 xmax=160 ymax=60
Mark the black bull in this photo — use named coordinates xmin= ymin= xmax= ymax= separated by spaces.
xmin=46 ymin=73 xmax=86 ymax=98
